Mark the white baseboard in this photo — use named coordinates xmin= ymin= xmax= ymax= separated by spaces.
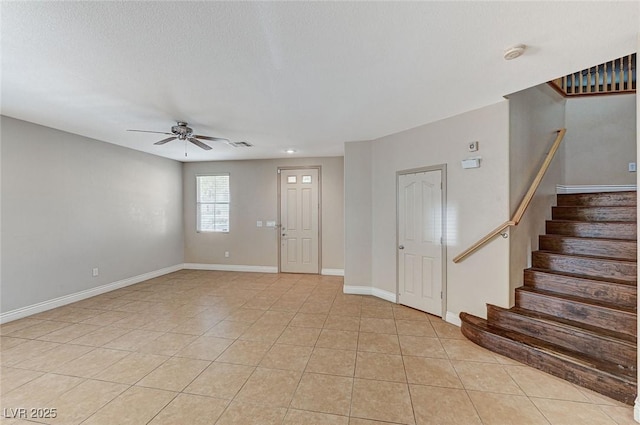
xmin=446 ymin=311 xmax=462 ymax=327
xmin=342 ymin=285 xmax=371 ymax=296
xmin=372 ymin=287 xmax=397 ymax=303
xmin=183 ymin=263 xmax=278 ymax=273
xmin=343 ymin=285 xmax=397 ymax=303
xmin=634 ymin=397 xmax=640 ymax=423
xmin=321 ymin=268 xmax=344 ymax=276
xmin=0 ymin=264 xmax=183 ymax=324
xmin=185 ymin=264 xmax=341 ymax=275
xmin=556 ymin=184 xmax=637 ymax=194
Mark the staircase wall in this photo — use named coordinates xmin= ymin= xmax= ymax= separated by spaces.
xmin=564 ymin=93 xmax=636 ymax=186
xmin=344 ymin=100 xmax=511 ymax=322
xmin=506 ymin=84 xmax=567 ymax=304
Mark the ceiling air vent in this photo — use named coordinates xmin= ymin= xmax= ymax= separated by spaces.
xmin=228 ymin=141 xmax=253 ymax=148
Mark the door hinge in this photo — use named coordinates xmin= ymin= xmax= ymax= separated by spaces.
xmin=440 ymin=291 xmax=443 ymax=299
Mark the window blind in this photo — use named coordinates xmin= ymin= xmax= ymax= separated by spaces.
xmin=196 ymin=174 xmax=230 ymax=232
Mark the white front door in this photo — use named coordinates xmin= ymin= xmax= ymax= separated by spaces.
xmin=398 ymin=170 xmax=443 ymax=316
xmin=279 ymin=168 xmax=320 ymax=274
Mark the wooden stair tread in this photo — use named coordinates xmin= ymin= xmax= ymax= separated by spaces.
xmin=548 ymin=219 xmax=637 ymax=227
xmin=554 ymin=206 xmax=638 ymax=209
xmin=461 ymin=313 xmax=636 ymax=381
xmin=538 ymin=234 xmax=637 ymax=260
xmin=533 ymin=250 xmax=637 ymax=282
xmin=526 ymin=267 xmax=636 ymax=287
xmin=508 ymin=306 xmax=637 ymax=344
xmin=488 ymin=304 xmax=636 ymax=369
xmin=539 ymin=233 xmax=638 ymax=245
xmin=535 ymin=250 xmax=637 ymax=264
xmin=557 ymin=191 xmax=637 ymax=207
xmin=516 ymin=287 xmax=637 ymax=314
xmin=524 ymin=268 xmax=637 ymax=310
xmin=545 ymin=220 xmax=637 ymax=240
xmin=552 ymin=206 xmax=637 ymax=222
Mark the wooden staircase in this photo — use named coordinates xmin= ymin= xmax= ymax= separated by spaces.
xmin=460 ymin=191 xmax=637 ymax=405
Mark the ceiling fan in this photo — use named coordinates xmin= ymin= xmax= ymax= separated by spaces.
xmin=127 ymin=121 xmax=229 ymax=151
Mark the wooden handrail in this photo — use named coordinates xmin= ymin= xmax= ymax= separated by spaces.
xmin=453 ymin=128 xmax=566 ymax=263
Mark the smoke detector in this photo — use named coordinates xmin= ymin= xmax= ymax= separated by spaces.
xmin=504 ymin=44 xmax=526 ymax=60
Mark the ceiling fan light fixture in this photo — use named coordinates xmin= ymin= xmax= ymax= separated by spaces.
xmin=503 ymin=44 xmax=526 ymax=60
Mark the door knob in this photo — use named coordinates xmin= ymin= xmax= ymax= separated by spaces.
xmin=398 ymin=245 xmax=404 ymax=250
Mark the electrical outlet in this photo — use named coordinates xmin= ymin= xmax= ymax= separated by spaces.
xmin=629 ymin=162 xmax=636 ymax=172
xmin=92 ymin=267 xmax=99 ymax=277
xmin=224 ymin=251 xmax=230 ymax=258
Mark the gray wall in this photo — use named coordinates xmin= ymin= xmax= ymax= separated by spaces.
xmin=183 ymin=157 xmax=344 ymax=270
xmin=344 ymin=141 xmax=372 ymax=286
xmin=507 ymin=84 xmax=566 ymax=303
xmin=564 ymin=93 xmax=636 ymax=185
xmin=1 ymin=116 xmax=184 ymax=313
xmin=345 ymin=101 xmax=512 ymax=320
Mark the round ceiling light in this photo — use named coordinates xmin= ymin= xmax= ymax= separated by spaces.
xmin=504 ymin=44 xmax=526 ymax=60
xmin=285 ymin=148 xmax=296 ymax=154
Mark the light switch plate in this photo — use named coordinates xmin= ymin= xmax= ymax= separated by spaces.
xmin=257 ymin=221 xmax=263 ymax=227
xmin=629 ymin=162 xmax=636 ymax=172
xmin=461 ymin=158 xmax=481 ymax=169
xmin=266 ymin=221 xmax=276 ymax=227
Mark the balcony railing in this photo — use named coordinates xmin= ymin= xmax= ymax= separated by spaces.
xmin=550 ymin=53 xmax=636 ymax=96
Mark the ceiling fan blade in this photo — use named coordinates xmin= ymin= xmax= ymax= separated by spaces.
xmin=127 ymin=129 xmax=173 ymax=135
xmin=154 ymin=136 xmax=178 ymax=145
xmin=188 ymin=137 xmax=212 ymax=150
xmin=193 ymin=134 xmax=230 ymax=142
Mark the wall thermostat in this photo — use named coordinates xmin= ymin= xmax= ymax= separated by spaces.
xmin=468 ymin=141 xmax=479 ymax=152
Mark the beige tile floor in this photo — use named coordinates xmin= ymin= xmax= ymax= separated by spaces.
xmin=0 ymin=270 xmax=635 ymax=425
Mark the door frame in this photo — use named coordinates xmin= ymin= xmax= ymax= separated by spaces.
xmin=395 ymin=164 xmax=448 ymax=319
xmin=277 ymin=165 xmax=322 ymax=274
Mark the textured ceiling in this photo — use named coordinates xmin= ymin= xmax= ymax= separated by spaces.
xmin=1 ymin=2 xmax=638 ymax=162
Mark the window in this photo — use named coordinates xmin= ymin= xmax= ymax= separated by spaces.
xmin=196 ymin=174 xmax=230 ymax=232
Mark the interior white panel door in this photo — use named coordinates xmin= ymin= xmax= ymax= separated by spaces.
xmin=398 ymin=170 xmax=443 ymax=316
xmin=280 ymin=168 xmax=319 ymax=273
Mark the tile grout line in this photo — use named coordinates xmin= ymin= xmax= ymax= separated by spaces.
xmin=283 ymin=290 xmax=336 ymax=423
xmin=346 ymin=298 xmax=360 ymax=422
xmin=440 ymin=325 xmax=486 ymax=424
xmin=206 ymin=275 xmax=313 ymax=424
xmin=395 ymin=310 xmax=419 ymax=425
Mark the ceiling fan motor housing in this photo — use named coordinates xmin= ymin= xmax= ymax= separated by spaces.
xmin=172 ymin=122 xmax=193 ymax=139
